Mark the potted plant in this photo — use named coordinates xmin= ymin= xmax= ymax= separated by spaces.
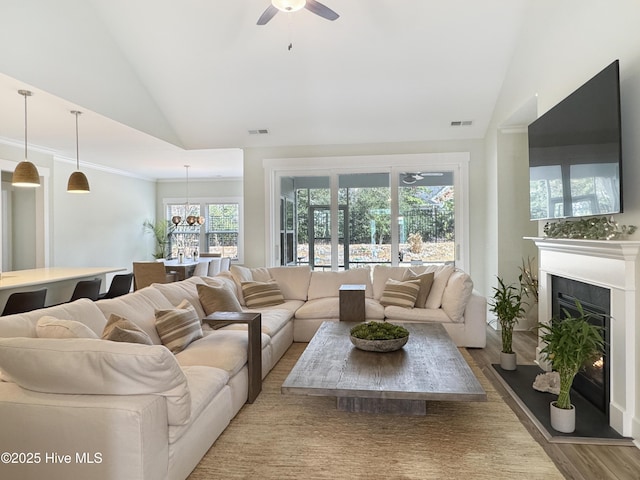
xmin=489 ymin=277 xmax=525 ymax=370
xmin=350 ymin=321 xmax=410 ymax=352
xmin=538 ymin=301 xmax=604 ymax=433
xmin=143 ymin=219 xmax=174 ymax=260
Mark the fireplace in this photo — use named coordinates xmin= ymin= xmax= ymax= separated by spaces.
xmin=551 ymin=275 xmax=610 ymax=415
xmin=529 ymin=236 xmax=640 ymax=444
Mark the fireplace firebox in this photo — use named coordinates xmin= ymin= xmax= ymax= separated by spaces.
xmin=551 ymin=275 xmax=610 ymax=415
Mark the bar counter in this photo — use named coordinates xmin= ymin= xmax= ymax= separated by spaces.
xmin=0 ymin=267 xmax=126 ymax=309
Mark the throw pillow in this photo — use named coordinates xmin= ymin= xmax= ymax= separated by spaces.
xmin=36 ymin=316 xmax=99 ymax=339
xmin=197 ymin=283 xmax=243 ymax=317
xmin=402 ymin=270 xmax=435 ymax=308
xmin=379 ymin=279 xmax=421 ymax=308
xmin=155 ymin=299 xmax=203 ymax=353
xmin=102 ymin=314 xmax=153 ymax=345
xmin=241 ymin=281 xmax=285 ymax=308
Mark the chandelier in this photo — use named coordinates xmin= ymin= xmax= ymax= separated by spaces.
xmin=171 ymin=165 xmax=204 ymax=226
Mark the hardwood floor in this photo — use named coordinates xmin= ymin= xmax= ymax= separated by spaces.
xmin=467 ymin=327 xmax=640 ymax=480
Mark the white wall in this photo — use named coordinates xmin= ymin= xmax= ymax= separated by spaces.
xmin=484 ymin=0 xmax=640 ymax=308
xmin=51 ymin=160 xmax=156 ymax=269
xmin=1 ymin=142 xmax=157 ymax=280
xmin=243 ymin=139 xmax=489 ymax=296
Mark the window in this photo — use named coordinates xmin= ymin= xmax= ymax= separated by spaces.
xmin=165 ymin=199 xmax=243 ymax=262
xmin=206 ymin=203 xmax=240 ymax=259
xmin=265 ymin=153 xmax=468 ymax=271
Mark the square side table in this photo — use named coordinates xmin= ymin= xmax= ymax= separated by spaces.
xmin=339 ymin=284 xmax=366 ymax=322
xmin=203 ymin=312 xmax=262 ymax=403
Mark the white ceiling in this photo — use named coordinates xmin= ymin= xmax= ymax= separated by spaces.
xmin=0 ymin=0 xmax=530 ymax=180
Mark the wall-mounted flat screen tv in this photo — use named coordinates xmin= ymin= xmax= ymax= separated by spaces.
xmin=529 ymin=60 xmax=622 ymax=221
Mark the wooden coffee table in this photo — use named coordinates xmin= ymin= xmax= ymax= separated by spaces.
xmin=282 ymin=321 xmax=486 ymax=415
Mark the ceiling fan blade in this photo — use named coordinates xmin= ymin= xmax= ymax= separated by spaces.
xmin=257 ymin=4 xmax=279 ymax=25
xmin=304 ymin=0 xmax=339 ymax=21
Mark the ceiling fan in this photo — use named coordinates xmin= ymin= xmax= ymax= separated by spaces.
xmin=257 ymin=0 xmax=339 ymax=25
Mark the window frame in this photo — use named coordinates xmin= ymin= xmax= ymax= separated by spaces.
xmin=163 ymin=196 xmax=244 ymax=264
xmin=263 ymin=153 xmax=469 ymax=271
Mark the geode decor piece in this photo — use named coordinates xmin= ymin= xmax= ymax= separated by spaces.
xmin=533 ymin=371 xmax=560 ymax=395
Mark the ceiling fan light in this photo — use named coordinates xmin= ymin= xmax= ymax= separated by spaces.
xmin=272 ymin=0 xmax=305 ymax=12
xmin=402 ymin=174 xmax=416 ymax=185
xmin=12 ymin=160 xmax=41 ymax=187
xmin=67 ymin=170 xmax=91 ymax=193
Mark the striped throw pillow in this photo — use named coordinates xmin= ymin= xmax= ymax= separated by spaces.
xmin=241 ymin=281 xmax=285 ymax=308
xmin=379 ymin=279 xmax=421 ymax=308
xmin=155 ymin=300 xmax=203 ymax=353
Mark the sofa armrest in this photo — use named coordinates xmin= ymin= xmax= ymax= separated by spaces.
xmin=0 ymin=338 xmax=191 ymax=425
xmin=0 ymin=382 xmax=169 ymax=480
xmin=461 ymin=290 xmax=487 ymax=348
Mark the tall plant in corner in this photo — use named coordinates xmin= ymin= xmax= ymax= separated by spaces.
xmin=143 ymin=219 xmax=174 ymax=260
xmin=489 ymin=277 xmax=526 ymax=371
xmin=538 ymin=300 xmax=604 ymax=433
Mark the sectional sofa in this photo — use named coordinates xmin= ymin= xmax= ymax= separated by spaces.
xmin=0 ymin=264 xmax=485 ymax=480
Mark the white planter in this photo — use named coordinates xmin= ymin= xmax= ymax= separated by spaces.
xmin=550 ymin=401 xmax=575 ymax=433
xmin=499 ymin=351 xmax=517 ymax=371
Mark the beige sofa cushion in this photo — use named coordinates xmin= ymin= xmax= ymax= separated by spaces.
xmin=0 ymin=337 xmax=191 ymax=426
xmin=0 ymin=299 xmax=108 ymax=338
xmin=267 ymin=266 xmax=311 ymax=301
xmin=152 ymin=276 xmax=207 ymax=319
xmin=372 ymin=265 xmax=408 ymax=300
xmin=424 ymin=264 xmax=455 ymax=309
xmin=440 ymin=269 xmax=474 ymax=323
xmin=294 ymin=297 xmax=384 ymax=320
xmin=36 ymin=316 xmax=100 ymax=339
xmin=307 ymin=267 xmax=373 ymax=300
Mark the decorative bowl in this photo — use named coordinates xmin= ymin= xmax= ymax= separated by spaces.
xmin=349 ymin=335 xmax=409 ymax=352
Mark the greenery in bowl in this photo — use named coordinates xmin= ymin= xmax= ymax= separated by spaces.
xmin=489 ymin=276 xmax=526 ymax=354
xmin=538 ymin=300 xmax=604 ymax=410
xmin=350 ymin=321 xmax=409 ymax=340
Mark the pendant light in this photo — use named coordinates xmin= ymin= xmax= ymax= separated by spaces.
xmin=67 ymin=110 xmax=90 ymax=193
xmin=12 ymin=90 xmax=41 ymax=187
xmin=171 ymin=165 xmax=204 ymax=226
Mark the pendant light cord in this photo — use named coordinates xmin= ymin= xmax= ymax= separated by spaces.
xmin=23 ymin=92 xmax=28 ymax=160
xmin=75 ymin=112 xmax=80 ymax=170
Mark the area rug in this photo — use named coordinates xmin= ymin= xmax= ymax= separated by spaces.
xmin=188 ymin=344 xmax=564 ymax=480
xmin=491 ymin=364 xmax=633 ymax=446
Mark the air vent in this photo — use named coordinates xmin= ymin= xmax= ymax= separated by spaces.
xmin=450 ymin=121 xmax=473 ymax=127
xmin=248 ymin=129 xmax=269 ymax=135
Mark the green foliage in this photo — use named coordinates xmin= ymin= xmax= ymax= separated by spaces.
xmin=538 ymin=301 xmax=604 ymax=410
xmin=143 ymin=219 xmax=174 ymax=259
xmin=518 ymin=257 xmax=539 ymax=303
xmin=350 ymin=321 xmax=409 ymax=340
xmin=489 ymin=277 xmax=526 ymax=354
xmin=544 ymin=216 xmax=636 ymax=240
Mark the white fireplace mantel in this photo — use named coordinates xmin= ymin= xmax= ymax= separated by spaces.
xmin=527 ymin=237 xmax=640 ymax=443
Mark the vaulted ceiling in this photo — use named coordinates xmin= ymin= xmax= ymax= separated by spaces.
xmin=0 ymin=0 xmax=530 ymax=179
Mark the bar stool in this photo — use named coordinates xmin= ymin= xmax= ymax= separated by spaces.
xmin=98 ymin=273 xmax=134 ymax=299
xmin=69 ymin=278 xmax=102 ymax=302
xmin=2 ymin=289 xmax=47 ymax=316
